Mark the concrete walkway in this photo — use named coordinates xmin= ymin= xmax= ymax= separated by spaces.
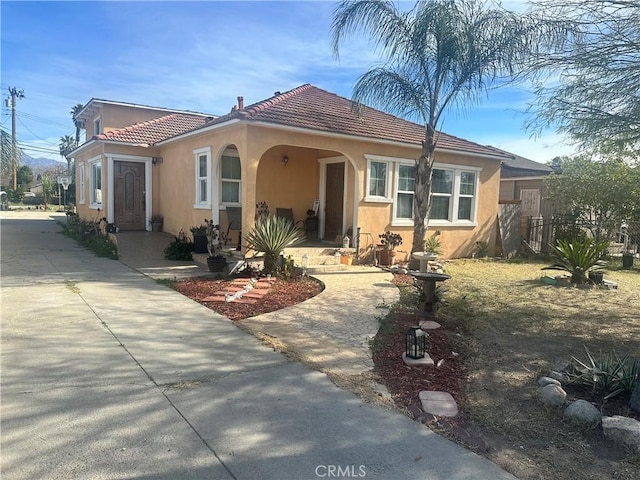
xmin=0 ymin=211 xmax=516 ymax=480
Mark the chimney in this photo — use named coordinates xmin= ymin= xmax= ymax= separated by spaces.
xmin=237 ymin=96 xmax=244 ymax=110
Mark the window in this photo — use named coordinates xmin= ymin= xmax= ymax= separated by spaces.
xmin=194 ymin=147 xmax=211 ymax=208
xmin=364 ymin=156 xmax=392 ymax=202
xmin=79 ymin=163 xmax=85 ymax=204
xmin=395 ymin=164 xmax=415 ymax=219
xmin=431 ymin=169 xmax=453 ymax=220
xmin=94 ymin=117 xmax=101 ymax=135
xmin=391 ymin=160 xmax=480 ymax=226
xmin=220 ymin=152 xmax=241 ymax=205
xmin=89 ymin=158 xmax=102 ymax=207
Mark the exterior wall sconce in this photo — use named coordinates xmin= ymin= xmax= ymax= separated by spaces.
xmin=405 ymin=326 xmax=428 ymax=359
xmin=281 ymin=155 xmax=289 ymax=166
xmin=152 ymin=157 xmax=164 ymax=166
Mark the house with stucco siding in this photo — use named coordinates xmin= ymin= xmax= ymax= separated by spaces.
xmin=71 ymin=84 xmax=518 ymax=260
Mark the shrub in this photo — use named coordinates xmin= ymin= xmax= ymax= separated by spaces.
xmin=164 ymin=238 xmax=194 ymax=261
xmin=542 ymin=238 xmax=608 ymax=284
xmin=567 ymin=347 xmax=639 ymax=400
xmin=244 ymin=215 xmax=305 ymax=275
xmin=59 ymin=215 xmax=118 ymax=259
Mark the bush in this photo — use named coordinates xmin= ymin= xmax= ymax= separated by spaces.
xmin=164 ymin=238 xmax=194 ymax=261
xmin=244 ymin=215 xmax=305 ymax=275
xmin=568 ymin=347 xmax=639 ymax=400
xmin=59 ymin=215 xmax=118 ymax=259
xmin=542 ymin=238 xmax=608 ymax=284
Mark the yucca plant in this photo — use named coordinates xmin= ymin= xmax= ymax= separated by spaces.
xmin=568 ymin=347 xmax=640 ymax=400
xmin=543 ymin=238 xmax=608 ymax=284
xmin=244 ymin=215 xmax=306 ymax=275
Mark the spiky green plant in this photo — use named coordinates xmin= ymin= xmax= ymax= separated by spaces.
xmin=244 ymin=215 xmax=306 ymax=275
xmin=543 ymin=238 xmax=608 ymax=284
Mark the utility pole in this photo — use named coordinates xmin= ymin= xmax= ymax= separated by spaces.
xmin=8 ymin=87 xmax=25 ymax=190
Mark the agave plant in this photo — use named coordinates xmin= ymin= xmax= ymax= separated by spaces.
xmin=244 ymin=215 xmax=306 ymax=275
xmin=543 ymin=238 xmax=608 ymax=284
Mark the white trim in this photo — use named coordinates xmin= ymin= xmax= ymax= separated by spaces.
xmin=78 ymin=163 xmax=85 ymax=204
xmin=93 ymin=116 xmax=101 ymax=135
xmin=88 ymin=155 xmax=102 ymax=209
xmin=364 ymin=155 xmax=393 ymax=203
xmin=193 ymin=146 xmax=211 ymax=209
xmin=105 ymin=154 xmax=153 ymax=227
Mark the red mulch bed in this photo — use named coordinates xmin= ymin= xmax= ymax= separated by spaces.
xmin=175 ymin=276 xmax=323 ymax=321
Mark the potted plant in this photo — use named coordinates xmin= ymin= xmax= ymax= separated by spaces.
xmin=205 ymin=219 xmax=227 ymax=272
xmin=339 ymin=248 xmax=354 ymax=265
xmin=305 ymin=209 xmax=318 ymax=239
xmin=423 ymin=231 xmax=442 ymax=259
xmin=190 ymin=223 xmax=208 ymax=253
xmin=149 ymin=214 xmax=163 ymax=232
xmin=379 ymin=231 xmax=403 ymax=265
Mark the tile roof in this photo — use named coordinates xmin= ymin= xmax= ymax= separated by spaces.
xmin=202 ymin=84 xmax=511 ymax=159
xmin=95 ymin=113 xmax=209 ymax=145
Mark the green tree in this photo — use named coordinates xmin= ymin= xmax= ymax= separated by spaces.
xmin=59 ymin=135 xmax=77 ymax=173
xmin=16 ymin=165 xmax=33 ymax=189
xmin=543 ymin=155 xmax=640 ymax=240
xmin=1 ymin=128 xmax=21 ymax=181
xmin=529 ymin=0 xmax=640 ymax=160
xmin=71 ymin=103 xmax=84 ymax=146
xmin=331 ymin=0 xmax=565 ymax=255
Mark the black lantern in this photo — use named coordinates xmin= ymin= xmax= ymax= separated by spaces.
xmin=406 ymin=326 xmax=428 ymax=359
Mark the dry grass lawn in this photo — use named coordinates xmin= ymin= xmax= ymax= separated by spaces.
xmin=439 ymin=259 xmax=640 ymax=480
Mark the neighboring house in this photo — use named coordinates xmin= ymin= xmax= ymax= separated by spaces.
xmin=71 ymin=84 xmax=517 ymax=259
xmin=498 ymin=152 xmax=555 ymax=218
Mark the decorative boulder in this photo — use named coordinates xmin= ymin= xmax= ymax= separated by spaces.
xmin=602 ymin=416 xmax=640 ymax=454
xmin=564 ymin=400 xmax=601 ymax=426
xmin=539 ymin=384 xmax=566 ymax=407
xmin=537 ymin=376 xmax=561 ymax=387
xmin=630 ymin=382 xmax=640 ymax=413
xmin=548 ymin=370 xmax=569 ymax=383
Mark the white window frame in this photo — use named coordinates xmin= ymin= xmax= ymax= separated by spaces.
xmin=193 ymin=147 xmax=211 ymax=209
xmin=88 ymin=155 xmax=102 ymax=209
xmin=78 ymin=163 xmax=85 ymax=204
xmin=93 ymin=116 xmax=101 ymax=136
xmin=364 ymin=155 xmax=392 ymax=202
xmin=389 ymin=159 xmax=481 ymax=227
xmin=220 ymin=149 xmax=241 ymax=207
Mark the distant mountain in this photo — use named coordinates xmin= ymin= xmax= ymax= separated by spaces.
xmin=21 ymin=153 xmax=66 ymax=176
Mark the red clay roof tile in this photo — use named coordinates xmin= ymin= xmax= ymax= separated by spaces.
xmin=204 ymin=84 xmax=511 ymax=158
xmin=95 ymin=113 xmax=208 ymax=145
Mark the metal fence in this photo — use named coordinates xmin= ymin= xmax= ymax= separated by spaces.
xmin=525 ymin=216 xmax=640 ymax=255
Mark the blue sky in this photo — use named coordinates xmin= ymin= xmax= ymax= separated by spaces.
xmin=1 ymin=0 xmax=575 ymax=163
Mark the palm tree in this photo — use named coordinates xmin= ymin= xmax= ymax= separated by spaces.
xmin=59 ymin=135 xmax=77 ymax=173
xmin=70 ymin=103 xmax=84 ymax=146
xmin=331 ymin=0 xmax=565 ymax=257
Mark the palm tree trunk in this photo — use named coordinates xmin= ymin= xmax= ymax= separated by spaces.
xmin=410 ymin=123 xmax=437 ymax=268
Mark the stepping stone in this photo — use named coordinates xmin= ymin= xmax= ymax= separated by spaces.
xmin=419 ymin=391 xmax=458 ymax=417
xmin=201 ymin=295 xmax=226 ymax=302
xmin=243 ymin=292 xmax=266 ymax=299
xmin=402 ymin=352 xmax=434 ymax=366
xmin=254 ymin=282 xmax=271 ymax=289
xmin=420 ymin=321 xmax=441 ymax=330
xmin=233 ymin=298 xmax=258 ymax=304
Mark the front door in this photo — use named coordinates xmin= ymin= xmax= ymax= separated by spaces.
xmin=324 ymin=162 xmax=344 ymax=241
xmin=114 ymin=161 xmax=145 ymax=230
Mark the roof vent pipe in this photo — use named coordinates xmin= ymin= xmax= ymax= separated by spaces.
xmin=237 ymin=96 xmax=244 ymax=110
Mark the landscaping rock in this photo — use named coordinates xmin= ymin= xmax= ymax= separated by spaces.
xmin=630 ymin=382 xmax=640 ymax=412
xmin=564 ymin=400 xmax=601 ymax=426
xmin=548 ymin=370 xmax=569 ymax=383
xmin=537 ymin=376 xmax=561 ymax=387
xmin=551 ymin=358 xmax=571 ymax=372
xmin=602 ymin=416 xmax=640 ymax=454
xmin=539 ymin=384 xmax=566 ymax=407
xmin=419 ymin=391 xmax=458 ymax=417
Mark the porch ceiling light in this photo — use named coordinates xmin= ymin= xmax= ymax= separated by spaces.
xmin=282 ymin=155 xmax=289 ymax=166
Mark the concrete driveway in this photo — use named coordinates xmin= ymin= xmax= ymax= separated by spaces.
xmin=0 ymin=211 xmax=515 ymax=480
